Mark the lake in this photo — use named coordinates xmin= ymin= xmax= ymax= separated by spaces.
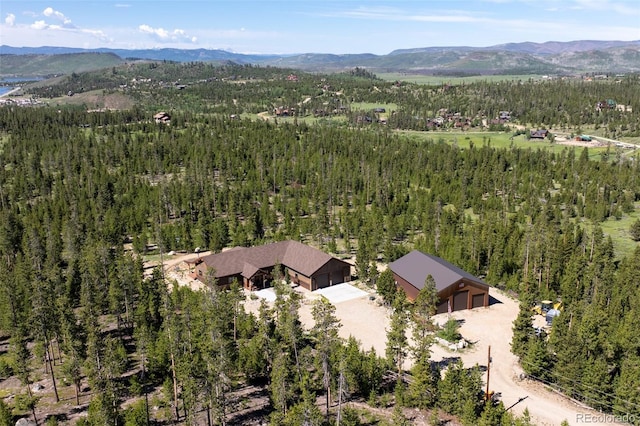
xmin=0 ymin=87 xmax=14 ymax=96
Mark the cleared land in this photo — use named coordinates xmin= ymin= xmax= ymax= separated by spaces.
xmin=160 ymin=249 xmax=613 ymax=426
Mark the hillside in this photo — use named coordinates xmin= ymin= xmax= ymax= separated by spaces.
xmin=2 ymin=40 xmax=640 ymax=76
xmin=0 ymin=52 xmax=123 ymax=76
xmin=0 ymin=61 xmax=639 ymax=425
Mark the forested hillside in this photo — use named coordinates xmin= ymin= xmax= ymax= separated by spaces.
xmin=0 ymin=63 xmax=639 ymax=425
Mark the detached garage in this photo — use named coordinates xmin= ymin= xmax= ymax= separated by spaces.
xmin=388 ymin=250 xmax=489 ymax=311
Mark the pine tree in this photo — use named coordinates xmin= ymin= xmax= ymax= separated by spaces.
xmin=511 ymin=291 xmax=535 ymax=359
xmin=311 ymin=296 xmax=342 ymax=421
xmin=521 ymin=338 xmax=552 ymax=381
xmin=629 ymin=218 xmax=640 ymax=241
xmin=386 ymin=291 xmax=409 ymax=376
xmin=376 ymin=268 xmax=397 ymax=305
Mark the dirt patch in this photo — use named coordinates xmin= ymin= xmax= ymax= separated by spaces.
xmin=245 ymin=284 xmax=610 ymax=426
xmin=164 ymin=251 xmax=611 ymax=426
xmin=48 ymin=90 xmax=135 ymax=110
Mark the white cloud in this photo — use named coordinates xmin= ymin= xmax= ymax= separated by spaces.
xmin=138 ymin=24 xmax=196 ymax=43
xmin=5 ymin=13 xmax=16 ymax=26
xmin=43 ymin=7 xmax=72 ymax=25
xmin=31 ymin=20 xmax=47 ymax=30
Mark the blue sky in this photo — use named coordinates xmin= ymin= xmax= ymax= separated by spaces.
xmin=1 ymin=0 xmax=639 ymax=54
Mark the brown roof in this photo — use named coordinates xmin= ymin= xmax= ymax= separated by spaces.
xmin=389 ymin=250 xmax=487 ymax=293
xmin=200 ymin=240 xmax=337 ymax=279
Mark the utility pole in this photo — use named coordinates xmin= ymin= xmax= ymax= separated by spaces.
xmin=485 ymin=345 xmax=491 ymax=401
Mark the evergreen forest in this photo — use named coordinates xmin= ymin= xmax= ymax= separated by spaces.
xmin=0 ymin=62 xmax=639 ymax=425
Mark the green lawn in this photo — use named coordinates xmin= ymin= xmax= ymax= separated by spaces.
xmin=581 ymin=208 xmax=640 ymax=259
xmin=350 ymin=102 xmax=398 ymax=113
xmin=399 ymin=130 xmax=610 ymax=159
xmin=377 ymin=73 xmax=544 ymax=85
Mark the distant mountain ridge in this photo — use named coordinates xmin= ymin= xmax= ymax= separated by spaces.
xmin=2 ymin=39 xmax=640 ymax=76
xmin=389 ymin=40 xmax=640 ymax=56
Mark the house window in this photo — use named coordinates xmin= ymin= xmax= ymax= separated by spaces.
xmin=198 ymin=270 xmax=203 ymax=276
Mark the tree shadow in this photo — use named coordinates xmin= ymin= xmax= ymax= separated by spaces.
xmin=0 ymin=334 xmax=9 ymax=356
xmin=434 ymin=356 xmax=461 ymax=370
xmin=225 ymin=385 xmax=271 ymax=425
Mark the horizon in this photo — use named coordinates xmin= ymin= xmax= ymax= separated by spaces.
xmin=3 ymin=38 xmax=640 ymax=57
xmin=1 ymin=1 xmax=639 ymax=56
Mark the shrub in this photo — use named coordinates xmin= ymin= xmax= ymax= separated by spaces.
xmin=438 ymin=319 xmax=462 ymax=342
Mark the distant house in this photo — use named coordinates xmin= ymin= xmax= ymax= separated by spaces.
xmin=153 ymin=112 xmax=171 ymax=124
xmin=274 ymin=106 xmax=292 ymax=117
xmin=576 ymin=135 xmax=592 ymax=142
xmin=530 ymin=129 xmax=549 ymax=139
xmin=191 ymin=240 xmax=351 ymax=292
xmin=596 ymin=99 xmax=616 ymax=110
xmin=388 ymin=250 xmax=489 ymax=312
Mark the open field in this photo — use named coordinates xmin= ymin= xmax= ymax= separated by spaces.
xmin=350 ymin=101 xmax=398 ymax=112
xmin=583 ymin=208 xmax=640 ymax=259
xmin=377 ymin=73 xmax=544 ymax=85
xmin=44 ymin=89 xmax=136 ymax=110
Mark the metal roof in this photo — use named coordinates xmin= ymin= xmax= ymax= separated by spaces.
xmin=388 ymin=250 xmax=487 ymax=292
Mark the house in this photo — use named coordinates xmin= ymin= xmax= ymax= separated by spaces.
xmin=388 ymin=250 xmax=489 ymax=312
xmin=153 ymin=112 xmax=171 ymax=124
xmin=191 ymin=240 xmax=352 ymax=291
xmin=499 ymin=111 xmax=511 ymax=121
xmin=596 ymin=99 xmax=616 ymax=110
xmin=530 ymin=129 xmax=549 ymax=139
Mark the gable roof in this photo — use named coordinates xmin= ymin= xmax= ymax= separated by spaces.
xmin=389 ymin=250 xmax=487 ymax=292
xmin=200 ymin=240 xmax=338 ymax=279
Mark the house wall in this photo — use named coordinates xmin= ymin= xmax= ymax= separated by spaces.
xmin=393 ymin=274 xmax=488 ymax=310
xmin=193 ymin=263 xmax=242 ymax=289
xmin=437 ymin=279 xmax=488 ymax=311
xmin=312 ymin=259 xmax=352 ymax=290
xmin=393 ymin=273 xmax=420 ymax=301
xmin=286 ymin=269 xmax=312 ymax=290
xmin=196 ymin=254 xmax=352 ymax=292
xmin=287 ymin=259 xmax=351 ymax=291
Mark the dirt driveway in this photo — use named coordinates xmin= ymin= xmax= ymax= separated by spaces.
xmin=246 ymin=285 xmax=615 ymax=426
xmin=164 ymin=250 xmax=615 ymax=426
xmin=428 ymin=290 xmax=616 ymax=426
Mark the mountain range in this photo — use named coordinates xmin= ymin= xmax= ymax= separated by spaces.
xmin=2 ymin=40 xmax=640 ymax=76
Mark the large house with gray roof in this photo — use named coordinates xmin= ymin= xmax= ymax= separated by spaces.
xmin=191 ymin=240 xmax=352 ymax=291
xmin=389 ymin=250 xmax=489 ymax=312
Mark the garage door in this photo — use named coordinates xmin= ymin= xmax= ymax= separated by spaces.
xmin=331 ymin=271 xmax=345 ymax=286
xmin=437 ymin=300 xmax=449 ymax=314
xmin=472 ymin=293 xmax=486 ymax=309
xmin=453 ymin=291 xmax=469 ymax=311
xmin=315 ymin=274 xmax=329 ymax=290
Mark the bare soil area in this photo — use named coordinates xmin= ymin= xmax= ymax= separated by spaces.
xmin=165 ymin=252 xmax=619 ymax=425
xmin=243 ymin=282 xmax=616 ymax=426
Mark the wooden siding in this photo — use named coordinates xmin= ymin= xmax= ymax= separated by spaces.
xmin=393 ymin=273 xmax=488 ymax=310
xmin=393 ymin=273 xmax=420 ymax=301
xmin=194 ymin=244 xmax=351 ymax=293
